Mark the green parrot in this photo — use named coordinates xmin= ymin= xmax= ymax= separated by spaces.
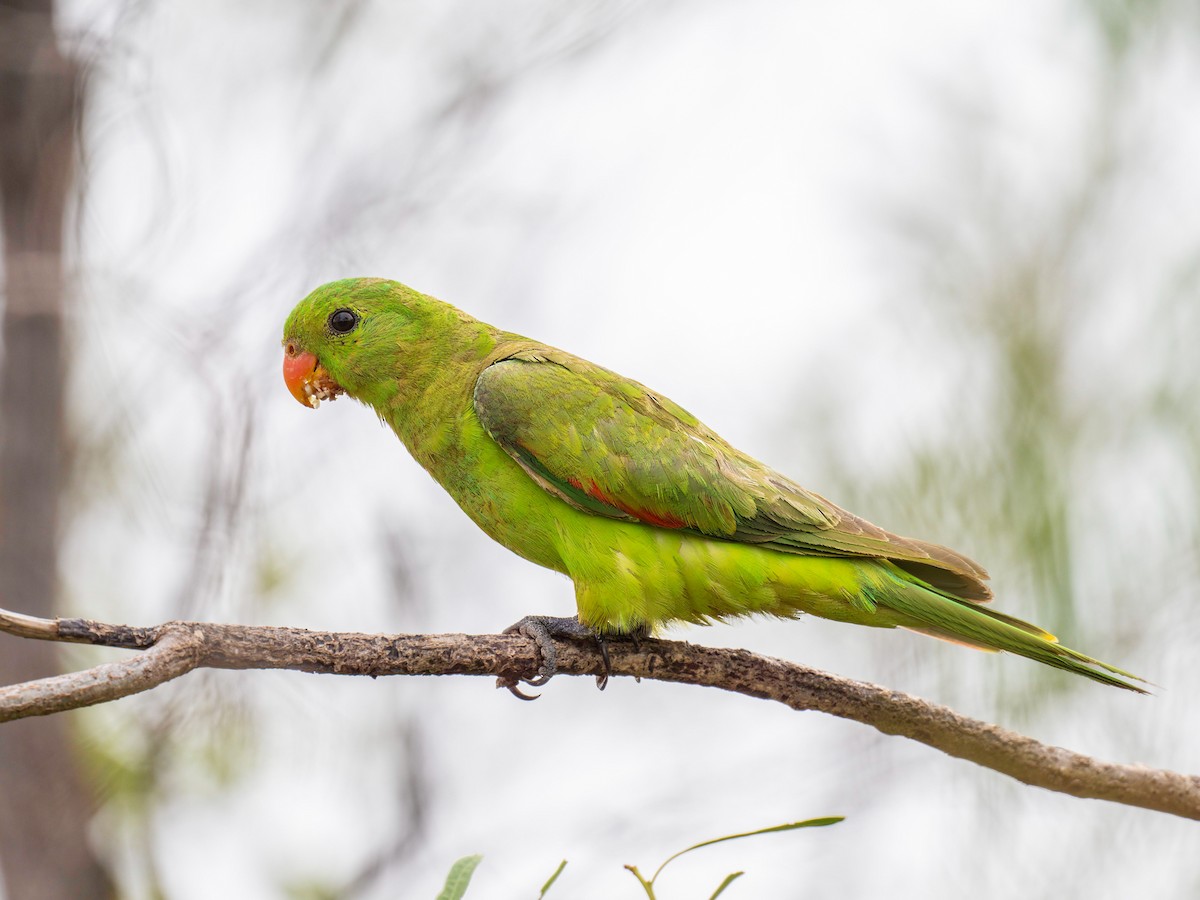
xmin=282 ymin=277 xmax=1144 ymax=693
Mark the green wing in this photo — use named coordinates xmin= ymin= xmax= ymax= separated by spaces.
xmin=473 ymin=348 xmax=991 ymax=602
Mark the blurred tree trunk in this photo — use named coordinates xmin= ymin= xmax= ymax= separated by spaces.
xmin=0 ymin=1 xmax=113 ymax=897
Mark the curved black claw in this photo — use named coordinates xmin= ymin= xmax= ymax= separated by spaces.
xmin=495 ymin=675 xmax=541 ymax=701
xmin=594 ymin=635 xmax=612 ymax=691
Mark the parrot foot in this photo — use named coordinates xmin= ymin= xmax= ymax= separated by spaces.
xmin=497 ymin=616 xmax=650 ymax=699
xmin=498 ymin=615 xmax=608 ymax=699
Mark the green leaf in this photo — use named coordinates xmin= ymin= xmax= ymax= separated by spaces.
xmin=650 ymin=817 xmax=844 ymax=885
xmin=436 ymin=855 xmax=483 ymax=900
xmin=539 ymin=860 xmax=568 ymax=898
xmin=709 ymin=871 xmax=744 ymax=900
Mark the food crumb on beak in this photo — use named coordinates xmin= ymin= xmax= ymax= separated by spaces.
xmin=302 ymin=377 xmax=342 ymax=408
xmin=283 ymin=344 xmax=345 ymax=408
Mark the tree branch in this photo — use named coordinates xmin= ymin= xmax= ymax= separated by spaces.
xmin=2 ymin=606 xmax=1196 ymax=820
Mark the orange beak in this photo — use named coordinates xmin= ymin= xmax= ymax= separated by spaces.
xmin=283 ymin=341 xmax=343 ymax=408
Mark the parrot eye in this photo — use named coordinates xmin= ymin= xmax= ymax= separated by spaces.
xmin=328 ymin=308 xmax=359 ymax=335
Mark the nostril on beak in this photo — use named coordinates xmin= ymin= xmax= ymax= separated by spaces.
xmin=285 ymin=341 xmax=296 ymax=357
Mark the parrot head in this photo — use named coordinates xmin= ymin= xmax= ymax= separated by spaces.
xmin=283 ymin=276 xmax=490 ymax=413
xmin=282 ymin=277 xmax=412 ymax=409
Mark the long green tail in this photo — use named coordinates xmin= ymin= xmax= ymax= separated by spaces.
xmin=877 ymin=568 xmax=1147 ymax=693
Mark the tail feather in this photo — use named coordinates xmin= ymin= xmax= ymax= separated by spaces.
xmin=905 ymin=626 xmax=1000 ymax=653
xmin=881 ymin=571 xmax=1147 ymax=693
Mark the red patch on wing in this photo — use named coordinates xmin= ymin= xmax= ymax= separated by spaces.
xmin=583 ymin=479 xmax=686 ymax=529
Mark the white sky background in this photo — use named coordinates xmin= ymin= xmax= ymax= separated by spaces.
xmin=42 ymin=0 xmax=1200 ymax=897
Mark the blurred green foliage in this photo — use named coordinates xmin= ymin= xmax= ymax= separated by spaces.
xmin=801 ymin=0 xmax=1200 ymax=713
xmin=438 ymin=817 xmax=843 ymax=899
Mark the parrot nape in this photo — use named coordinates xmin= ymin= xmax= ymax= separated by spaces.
xmin=282 ymin=278 xmax=1145 ymax=694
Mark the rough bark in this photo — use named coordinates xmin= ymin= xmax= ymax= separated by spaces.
xmin=2 ymin=608 xmax=1197 ymax=822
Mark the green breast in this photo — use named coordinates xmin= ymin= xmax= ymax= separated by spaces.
xmin=388 ymin=380 xmax=571 ymax=575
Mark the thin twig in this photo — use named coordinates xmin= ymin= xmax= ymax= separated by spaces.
xmin=0 ymin=627 xmax=202 ymax=720
xmin=1 ymin=607 xmax=1196 ymax=820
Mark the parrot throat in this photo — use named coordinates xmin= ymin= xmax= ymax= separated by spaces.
xmin=373 ymin=311 xmax=506 ymax=463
